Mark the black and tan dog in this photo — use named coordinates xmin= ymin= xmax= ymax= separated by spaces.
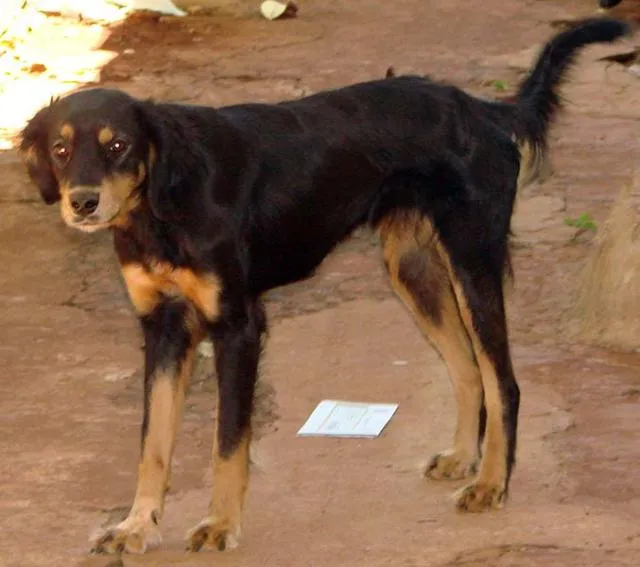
xmin=20 ymin=18 xmax=627 ymax=555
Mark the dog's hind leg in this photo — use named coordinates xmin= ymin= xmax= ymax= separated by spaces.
xmin=437 ymin=229 xmax=520 ymax=513
xmin=379 ymin=212 xmax=484 ymax=482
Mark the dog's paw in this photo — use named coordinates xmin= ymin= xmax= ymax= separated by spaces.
xmin=186 ymin=517 xmax=240 ymax=552
xmin=454 ymin=482 xmax=505 ymax=512
xmin=90 ymin=513 xmax=161 ymax=555
xmin=424 ymin=450 xmax=477 ymax=480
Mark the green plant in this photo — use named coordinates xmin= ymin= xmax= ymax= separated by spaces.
xmin=565 ymin=212 xmax=597 ymax=234
xmin=490 ymin=79 xmax=509 ymax=92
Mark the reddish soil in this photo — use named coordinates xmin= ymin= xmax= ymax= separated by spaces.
xmin=0 ymin=1 xmax=639 ymax=566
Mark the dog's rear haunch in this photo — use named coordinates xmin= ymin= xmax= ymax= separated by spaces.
xmin=20 ymin=18 xmax=628 ymax=554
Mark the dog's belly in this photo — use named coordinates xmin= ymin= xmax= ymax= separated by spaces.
xmin=246 ymin=220 xmax=362 ymax=294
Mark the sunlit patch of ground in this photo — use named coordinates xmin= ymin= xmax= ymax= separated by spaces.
xmin=0 ymin=5 xmax=127 ymax=149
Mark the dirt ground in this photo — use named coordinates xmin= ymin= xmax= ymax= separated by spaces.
xmin=1 ymin=0 xmax=639 ymax=566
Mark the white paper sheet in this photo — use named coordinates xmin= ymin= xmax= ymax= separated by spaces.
xmin=297 ymin=400 xmax=398 ymax=438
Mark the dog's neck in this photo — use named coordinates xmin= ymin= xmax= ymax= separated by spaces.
xmin=112 ymin=202 xmax=192 ymax=269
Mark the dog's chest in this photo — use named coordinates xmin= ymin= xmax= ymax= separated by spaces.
xmin=120 ymin=261 xmax=221 ymax=320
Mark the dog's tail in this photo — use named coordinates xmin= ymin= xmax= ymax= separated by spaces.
xmin=493 ymin=18 xmax=629 ymax=186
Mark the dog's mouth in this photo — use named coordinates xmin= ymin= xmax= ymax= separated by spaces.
xmin=67 ymin=212 xmax=119 ymax=233
xmin=72 ymin=219 xmax=112 ymax=233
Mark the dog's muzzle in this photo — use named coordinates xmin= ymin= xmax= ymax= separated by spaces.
xmin=69 ymin=191 xmax=100 ymax=218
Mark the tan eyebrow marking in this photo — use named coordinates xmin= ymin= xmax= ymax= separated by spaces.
xmin=60 ymin=123 xmax=74 ymax=141
xmin=98 ymin=127 xmax=114 ymax=145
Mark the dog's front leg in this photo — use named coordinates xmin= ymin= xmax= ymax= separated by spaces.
xmin=187 ymin=300 xmax=265 ymax=552
xmin=92 ymin=299 xmax=197 ymax=554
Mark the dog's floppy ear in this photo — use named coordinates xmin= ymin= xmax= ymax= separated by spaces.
xmin=135 ymin=99 xmax=206 ymax=223
xmin=19 ymin=103 xmax=60 ymax=204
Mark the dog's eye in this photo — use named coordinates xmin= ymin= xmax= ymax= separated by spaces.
xmin=51 ymin=142 xmax=70 ymax=163
xmin=107 ymin=139 xmax=128 ymax=155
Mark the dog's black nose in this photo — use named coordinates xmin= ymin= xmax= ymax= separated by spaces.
xmin=70 ymin=192 xmax=100 ymax=216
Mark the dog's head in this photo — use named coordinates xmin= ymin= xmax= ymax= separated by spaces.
xmin=20 ymin=88 xmax=157 ymax=232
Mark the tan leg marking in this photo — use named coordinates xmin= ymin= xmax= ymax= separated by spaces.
xmin=186 ymin=431 xmax=251 ymax=552
xmin=444 ymin=264 xmax=508 ymax=512
xmin=91 ymin=349 xmax=196 ymax=554
xmin=379 ymin=214 xmax=482 ymax=481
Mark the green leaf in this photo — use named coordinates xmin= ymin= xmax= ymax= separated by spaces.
xmin=491 ymin=79 xmax=508 ymax=92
